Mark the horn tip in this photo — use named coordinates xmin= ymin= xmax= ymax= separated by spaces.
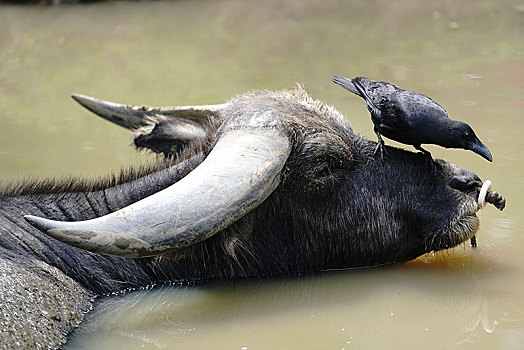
xmin=24 ymin=215 xmax=54 ymax=233
xmin=71 ymin=93 xmax=96 ymax=107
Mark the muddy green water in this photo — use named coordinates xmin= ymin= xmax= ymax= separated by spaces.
xmin=0 ymin=0 xmax=523 ymax=349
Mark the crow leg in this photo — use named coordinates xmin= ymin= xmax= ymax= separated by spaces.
xmin=414 ymin=145 xmax=439 ymax=169
xmin=373 ymin=128 xmax=386 ymax=160
xmin=414 ymin=144 xmax=432 ymax=159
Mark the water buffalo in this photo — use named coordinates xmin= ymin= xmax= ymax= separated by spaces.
xmin=0 ymin=85 xmax=504 ymax=348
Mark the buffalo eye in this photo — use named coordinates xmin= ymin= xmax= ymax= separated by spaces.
xmin=283 ymin=133 xmax=353 ymax=194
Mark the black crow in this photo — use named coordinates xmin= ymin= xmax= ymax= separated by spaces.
xmin=332 ymin=76 xmax=492 ymax=162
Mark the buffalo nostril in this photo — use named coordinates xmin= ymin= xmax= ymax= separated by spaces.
xmin=449 ymin=176 xmax=469 ymax=191
xmin=449 ymin=175 xmax=482 ymax=192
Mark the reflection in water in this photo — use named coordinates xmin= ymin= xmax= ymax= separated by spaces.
xmin=1 ymin=0 xmax=523 ymax=349
xmin=66 ymin=260 xmax=520 ymax=349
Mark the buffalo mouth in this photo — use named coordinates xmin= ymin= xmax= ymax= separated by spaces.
xmin=430 ymin=180 xmax=506 ymax=251
xmin=446 ymin=200 xmax=480 ymax=249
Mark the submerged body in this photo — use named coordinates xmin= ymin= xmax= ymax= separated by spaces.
xmin=0 ymin=87 xmax=504 ymax=348
xmin=332 ymin=76 xmax=492 ymax=161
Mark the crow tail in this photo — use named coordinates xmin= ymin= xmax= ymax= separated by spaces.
xmin=332 ymin=76 xmax=361 ymax=96
xmin=338 ymin=76 xmax=382 ymax=117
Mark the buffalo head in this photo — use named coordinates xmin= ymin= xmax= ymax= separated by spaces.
xmin=24 ymin=86 xmax=505 ymax=272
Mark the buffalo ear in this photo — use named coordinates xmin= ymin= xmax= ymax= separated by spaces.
xmin=133 ymin=114 xmax=207 ymax=157
xmin=71 ymin=94 xmax=225 ymax=157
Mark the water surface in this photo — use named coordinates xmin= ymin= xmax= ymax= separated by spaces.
xmin=0 ymin=0 xmax=522 ymax=349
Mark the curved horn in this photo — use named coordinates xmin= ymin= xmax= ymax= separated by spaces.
xmin=71 ymin=93 xmax=227 ymax=129
xmin=25 ymin=128 xmax=291 ymax=258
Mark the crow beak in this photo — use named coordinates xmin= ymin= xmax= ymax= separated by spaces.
xmin=468 ymin=138 xmax=493 ymax=162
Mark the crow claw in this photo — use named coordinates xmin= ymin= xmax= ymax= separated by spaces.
xmin=373 ymin=130 xmax=387 ymax=161
xmin=373 ymin=141 xmax=388 ymax=161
